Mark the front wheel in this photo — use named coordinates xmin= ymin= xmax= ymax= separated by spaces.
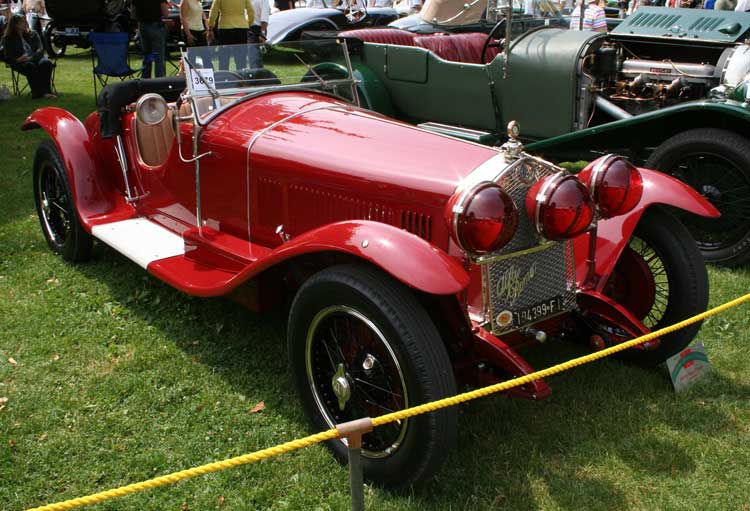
xmin=603 ymin=208 xmax=709 ymax=366
xmin=288 ymin=264 xmax=457 ymax=488
xmin=33 ymin=140 xmax=93 ymax=262
xmin=646 ymin=128 xmax=750 ymax=266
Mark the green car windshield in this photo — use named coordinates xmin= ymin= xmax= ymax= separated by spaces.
xmin=183 ymin=39 xmax=357 ymax=122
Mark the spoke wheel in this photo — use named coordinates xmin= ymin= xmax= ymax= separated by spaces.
xmin=306 ymin=306 xmax=408 ymax=457
xmin=38 ymin=161 xmax=72 ymax=249
xmin=33 ymin=140 xmax=92 ymax=262
xmin=289 ymin=264 xmax=457 ymax=488
xmin=604 ymin=208 xmax=708 ymax=366
xmin=646 ymin=128 xmax=750 ymax=266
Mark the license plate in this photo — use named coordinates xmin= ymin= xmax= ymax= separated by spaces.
xmin=496 ymin=295 xmax=564 ymax=330
xmin=64 ymin=27 xmax=80 ymax=36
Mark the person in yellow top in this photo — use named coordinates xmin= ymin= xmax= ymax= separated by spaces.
xmin=207 ymin=0 xmax=255 ymax=71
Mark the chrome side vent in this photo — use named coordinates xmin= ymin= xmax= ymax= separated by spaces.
xmin=401 ymin=210 xmax=432 ymax=241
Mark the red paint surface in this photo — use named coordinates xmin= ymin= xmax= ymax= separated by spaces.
xmin=575 ymin=167 xmax=719 ymax=291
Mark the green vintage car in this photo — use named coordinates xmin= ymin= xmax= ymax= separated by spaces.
xmin=328 ymin=0 xmax=750 ymax=266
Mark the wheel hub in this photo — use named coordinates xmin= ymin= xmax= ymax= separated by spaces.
xmin=700 ymin=184 xmax=722 ymax=202
xmin=331 ymin=363 xmax=351 ymax=411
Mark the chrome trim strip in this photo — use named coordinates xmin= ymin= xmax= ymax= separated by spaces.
xmin=589 ymin=153 xmax=616 ymax=198
xmin=475 ymin=241 xmax=557 ymax=265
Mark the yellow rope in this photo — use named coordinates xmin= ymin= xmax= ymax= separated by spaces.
xmin=26 ymin=294 xmax=750 ymax=511
xmin=25 ymin=430 xmax=340 ymax=511
xmin=373 ymin=294 xmax=750 ymax=427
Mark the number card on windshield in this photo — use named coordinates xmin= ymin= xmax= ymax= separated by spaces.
xmin=190 ymin=68 xmax=215 ymax=93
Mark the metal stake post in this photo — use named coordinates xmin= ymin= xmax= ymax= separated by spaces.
xmin=336 ymin=418 xmax=374 ymax=511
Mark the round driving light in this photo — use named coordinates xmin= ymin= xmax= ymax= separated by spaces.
xmin=525 ymin=172 xmax=595 ymax=240
xmin=448 ymin=182 xmax=519 ymax=256
xmin=135 ymin=93 xmax=168 ymax=126
xmin=579 ymin=155 xmax=644 ymax=218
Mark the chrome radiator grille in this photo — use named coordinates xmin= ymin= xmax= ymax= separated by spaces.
xmin=479 ymin=157 xmax=578 ymax=335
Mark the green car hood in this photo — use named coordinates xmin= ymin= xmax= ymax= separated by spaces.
xmin=612 ymin=6 xmax=750 ymax=43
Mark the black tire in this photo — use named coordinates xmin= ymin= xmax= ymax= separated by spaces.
xmin=604 ymin=208 xmax=709 ymax=366
xmin=288 ymin=264 xmax=457 ymax=489
xmin=33 ymin=140 xmax=93 ymax=262
xmin=646 ymin=128 xmax=750 ymax=266
xmin=44 ymin=24 xmax=67 ymax=58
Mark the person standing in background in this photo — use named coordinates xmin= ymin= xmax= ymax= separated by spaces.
xmin=8 ymin=0 xmax=22 ymax=14
xmin=180 ymin=0 xmax=207 ymax=46
xmin=22 ymin=0 xmax=44 ymax=39
xmin=248 ymin=0 xmax=268 ymax=69
xmin=207 ymin=0 xmax=254 ymax=70
xmin=274 ymin=0 xmax=292 ymax=10
xmin=133 ymin=0 xmax=169 ymax=78
xmin=715 ymin=0 xmax=737 ymax=9
xmin=569 ymin=0 xmax=606 ymax=31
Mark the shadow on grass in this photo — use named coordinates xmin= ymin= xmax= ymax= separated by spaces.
xmin=58 ymin=241 xmax=750 ymax=510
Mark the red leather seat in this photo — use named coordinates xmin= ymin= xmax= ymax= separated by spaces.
xmin=339 ymin=28 xmax=417 ymax=46
xmin=414 ymin=33 xmax=498 ymax=64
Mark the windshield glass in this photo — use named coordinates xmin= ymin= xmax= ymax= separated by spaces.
xmin=420 ymin=0 xmax=561 ymax=27
xmin=183 ymin=39 xmax=356 ymax=121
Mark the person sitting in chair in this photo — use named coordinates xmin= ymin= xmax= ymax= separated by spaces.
xmin=1 ymin=13 xmax=55 ymax=98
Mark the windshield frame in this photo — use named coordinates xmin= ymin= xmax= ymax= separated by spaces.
xmin=181 ymin=39 xmax=359 ymax=126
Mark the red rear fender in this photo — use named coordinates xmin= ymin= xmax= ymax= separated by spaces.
xmin=22 ymin=107 xmax=128 ymax=230
xmin=576 ymin=168 xmax=719 ymax=290
xmin=233 ymin=220 xmax=470 ymax=296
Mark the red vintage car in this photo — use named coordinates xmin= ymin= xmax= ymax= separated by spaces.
xmin=23 ymin=41 xmax=717 ymax=488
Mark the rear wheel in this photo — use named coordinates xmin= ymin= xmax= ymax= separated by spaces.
xmin=288 ymin=264 xmax=457 ymax=488
xmin=44 ymin=23 xmax=67 ymax=58
xmin=33 ymin=140 xmax=93 ymax=262
xmin=646 ymin=128 xmax=750 ymax=266
xmin=603 ymin=208 xmax=709 ymax=366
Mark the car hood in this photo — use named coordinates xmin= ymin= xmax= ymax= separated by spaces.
xmin=203 ymin=91 xmax=500 ymax=202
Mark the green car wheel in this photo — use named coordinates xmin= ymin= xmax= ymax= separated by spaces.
xmin=646 ymin=128 xmax=750 ymax=267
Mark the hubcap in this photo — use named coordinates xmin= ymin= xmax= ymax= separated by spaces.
xmin=331 ymin=363 xmax=351 ymax=411
xmin=305 ymin=306 xmax=408 ymax=458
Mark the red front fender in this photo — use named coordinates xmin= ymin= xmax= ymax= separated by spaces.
xmin=575 ymin=168 xmax=720 ymax=290
xmin=22 ymin=107 xmax=125 ymax=231
xmin=234 ymin=220 xmax=470 ymax=296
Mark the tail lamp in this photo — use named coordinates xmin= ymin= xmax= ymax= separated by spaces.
xmin=578 ymin=155 xmax=643 ymax=219
xmin=525 ymin=172 xmax=595 ymax=240
xmin=447 ymin=182 xmax=519 ymax=256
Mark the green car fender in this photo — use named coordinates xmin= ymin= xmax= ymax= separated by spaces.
xmin=526 ymin=100 xmax=750 ymax=160
xmin=352 ymin=63 xmax=394 ymax=118
xmin=306 ymin=61 xmax=395 ymax=117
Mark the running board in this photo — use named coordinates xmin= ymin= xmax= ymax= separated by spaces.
xmin=91 ymin=218 xmax=185 ymax=269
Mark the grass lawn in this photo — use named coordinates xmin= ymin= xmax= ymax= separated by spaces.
xmin=1 ymin=50 xmax=750 ymax=511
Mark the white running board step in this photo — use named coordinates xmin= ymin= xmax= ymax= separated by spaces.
xmin=92 ymin=218 xmax=185 ymax=269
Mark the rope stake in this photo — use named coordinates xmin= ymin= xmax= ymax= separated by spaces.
xmin=25 ymin=294 xmax=750 ymax=511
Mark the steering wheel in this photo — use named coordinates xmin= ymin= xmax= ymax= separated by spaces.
xmin=344 ymin=0 xmax=367 ymax=24
xmin=481 ymin=19 xmax=507 ymax=64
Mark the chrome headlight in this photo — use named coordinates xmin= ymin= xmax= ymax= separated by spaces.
xmin=136 ymin=93 xmax=168 ymax=126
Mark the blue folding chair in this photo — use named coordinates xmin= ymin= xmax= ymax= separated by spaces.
xmin=89 ymin=31 xmax=141 ymax=101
